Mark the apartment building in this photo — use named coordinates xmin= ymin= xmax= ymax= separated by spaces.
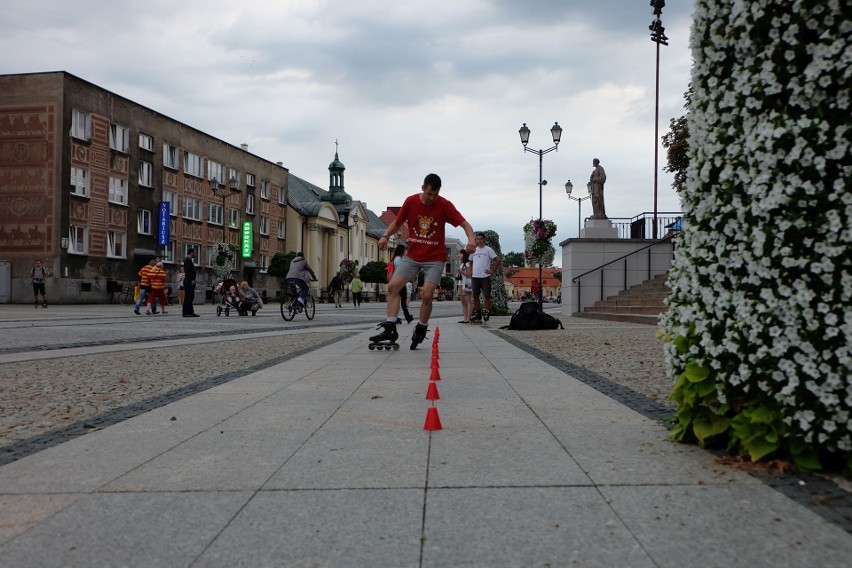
xmin=0 ymin=71 xmax=289 ymax=303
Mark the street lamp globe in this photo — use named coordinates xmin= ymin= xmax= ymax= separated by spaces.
xmin=565 ymin=180 xmax=574 ymax=195
xmin=550 ymin=122 xmax=562 ymax=145
xmin=518 ymin=123 xmax=531 ymax=146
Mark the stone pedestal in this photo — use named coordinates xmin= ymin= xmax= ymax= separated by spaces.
xmin=580 ymin=219 xmax=619 ymax=239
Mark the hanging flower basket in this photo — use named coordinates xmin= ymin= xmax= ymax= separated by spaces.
xmin=339 ymin=258 xmax=359 ymax=283
xmin=523 ymin=219 xmax=557 ymax=267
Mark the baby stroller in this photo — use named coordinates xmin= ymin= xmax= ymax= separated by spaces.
xmin=216 ymin=278 xmax=246 ymax=317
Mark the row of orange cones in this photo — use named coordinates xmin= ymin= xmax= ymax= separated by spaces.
xmin=424 ymin=326 xmax=443 ymax=430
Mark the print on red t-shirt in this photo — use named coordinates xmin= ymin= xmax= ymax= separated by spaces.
xmin=397 ymin=194 xmax=465 ymax=263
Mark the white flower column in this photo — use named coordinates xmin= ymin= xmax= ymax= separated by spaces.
xmin=661 ymin=0 xmax=851 ymax=470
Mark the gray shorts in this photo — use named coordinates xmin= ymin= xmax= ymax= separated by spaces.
xmin=394 ymin=258 xmax=444 ymax=285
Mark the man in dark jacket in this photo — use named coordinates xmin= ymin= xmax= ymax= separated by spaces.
xmin=182 ymin=248 xmax=199 ymax=317
xmin=329 ymin=272 xmax=344 ymax=307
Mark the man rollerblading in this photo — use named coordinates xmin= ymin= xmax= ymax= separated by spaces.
xmin=369 ymin=321 xmax=399 ymax=351
xmin=410 ymin=322 xmax=429 ymax=350
xmin=376 ymin=173 xmax=477 ymax=354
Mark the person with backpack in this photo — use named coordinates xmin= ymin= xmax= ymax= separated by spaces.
xmin=388 ymin=244 xmax=414 ymax=323
xmin=30 ymin=259 xmax=48 ymax=308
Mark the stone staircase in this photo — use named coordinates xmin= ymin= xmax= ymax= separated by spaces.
xmin=577 ymin=272 xmax=670 ymax=325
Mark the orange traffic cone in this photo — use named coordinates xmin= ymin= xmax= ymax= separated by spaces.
xmin=429 ymin=366 xmax=441 ymax=381
xmin=431 ymin=354 xmax=440 ymax=369
xmin=423 ymin=406 xmax=443 ymax=430
xmin=426 ymin=381 xmax=440 ymax=400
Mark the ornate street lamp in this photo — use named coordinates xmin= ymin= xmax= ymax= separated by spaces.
xmin=518 ymin=122 xmax=562 ymax=311
xmin=650 ymin=0 xmax=669 ymax=238
xmin=565 ymin=180 xmax=591 ymax=238
xmin=210 ymin=176 xmax=240 ymax=273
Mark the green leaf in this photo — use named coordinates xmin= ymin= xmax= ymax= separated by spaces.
xmin=791 ymin=448 xmax=821 ymax=471
xmin=745 ymin=436 xmax=779 ymax=462
xmin=692 ymin=413 xmax=731 ymax=445
xmin=683 ymin=361 xmax=710 ymax=383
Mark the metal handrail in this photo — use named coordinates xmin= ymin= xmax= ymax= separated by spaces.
xmin=571 ymin=234 xmax=675 ymax=311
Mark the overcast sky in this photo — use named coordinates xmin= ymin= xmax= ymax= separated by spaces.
xmin=2 ymin=0 xmax=694 ymax=260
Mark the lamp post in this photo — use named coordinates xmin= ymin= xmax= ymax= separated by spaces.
xmin=518 ymin=121 xmax=562 ymax=312
xmin=210 ymin=175 xmax=240 ymax=267
xmin=650 ymin=0 xmax=669 ymax=239
xmin=347 ymin=212 xmax=359 ymax=302
xmin=564 ymin=180 xmax=591 ymax=238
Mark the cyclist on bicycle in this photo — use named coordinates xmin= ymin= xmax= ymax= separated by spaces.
xmin=285 ymin=252 xmax=316 ymax=304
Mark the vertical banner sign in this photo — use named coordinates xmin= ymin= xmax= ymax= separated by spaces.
xmin=242 ymin=221 xmax=252 ymax=258
xmin=157 ymin=201 xmax=170 ymax=246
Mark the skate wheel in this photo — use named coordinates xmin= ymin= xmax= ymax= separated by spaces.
xmin=379 ymin=344 xmax=386 ymax=350
xmin=369 ymin=344 xmax=376 ymax=350
xmin=392 ymin=343 xmax=400 ymax=350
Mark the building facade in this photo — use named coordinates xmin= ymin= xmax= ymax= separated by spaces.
xmin=0 ymin=71 xmax=289 ymax=303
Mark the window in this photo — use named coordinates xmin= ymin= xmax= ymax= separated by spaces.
xmin=228 ymin=168 xmax=240 ymax=189
xmin=246 ymin=194 xmax=256 ymax=215
xmin=208 ymin=160 xmax=225 ymax=183
xmin=138 ymin=161 xmax=153 ymax=187
xmin=163 ymin=143 xmax=178 ymax=169
xmin=107 ymin=230 xmax=127 ymax=258
xmin=162 ymin=240 xmax=176 ymax=264
xmin=259 ymin=216 xmax=269 ymax=235
xmin=139 ymin=133 xmax=154 ymax=151
xmin=183 ymin=151 xmax=203 ymax=177
xmin=228 ymin=208 xmax=240 ymax=229
xmin=183 ymin=197 xmax=202 ymax=221
xmin=183 ymin=243 xmax=200 ymax=265
xmin=69 ymin=225 xmax=88 ymax=254
xmin=109 ymin=123 xmax=129 ymax=153
xmin=260 ymin=179 xmax=270 ymax=200
xmin=278 ymin=220 xmax=285 ymax=239
xmin=71 ymin=109 xmax=90 ymax=140
xmin=138 ymin=210 xmax=152 ymax=235
xmin=163 ymin=190 xmax=178 ymax=217
xmin=108 ymin=177 xmax=127 ymax=205
xmin=339 ymin=235 xmax=343 ymax=252
xmin=278 ymin=184 xmax=286 ymax=205
xmin=246 ymin=173 xmax=256 ymax=187
xmin=208 ymin=203 xmax=224 ymax=225
xmin=70 ymin=167 xmax=89 ymax=197
xmin=258 ymin=254 xmax=269 ymax=270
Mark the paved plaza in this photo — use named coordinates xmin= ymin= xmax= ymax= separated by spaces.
xmin=0 ymin=301 xmax=850 ymax=567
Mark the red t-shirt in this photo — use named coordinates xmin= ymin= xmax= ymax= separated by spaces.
xmin=397 ymin=193 xmax=465 ymax=262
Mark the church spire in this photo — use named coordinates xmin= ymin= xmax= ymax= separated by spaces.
xmin=323 ymin=139 xmax=352 ymax=204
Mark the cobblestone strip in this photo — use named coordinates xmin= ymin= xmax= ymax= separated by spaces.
xmin=0 ymin=332 xmax=350 ymax=465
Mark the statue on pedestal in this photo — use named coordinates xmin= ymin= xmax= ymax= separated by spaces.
xmin=589 ymin=158 xmax=607 ymax=219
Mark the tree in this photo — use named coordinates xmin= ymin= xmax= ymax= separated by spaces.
xmin=503 ymin=251 xmax=525 ymax=267
xmin=267 ymin=251 xmax=297 ymax=282
xmin=661 ymin=85 xmax=693 ymax=193
xmin=359 ymin=260 xmax=388 ymax=300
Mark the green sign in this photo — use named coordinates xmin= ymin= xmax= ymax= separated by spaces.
xmin=241 ymin=221 xmax=252 ymax=258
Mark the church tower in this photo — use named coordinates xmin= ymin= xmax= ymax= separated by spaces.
xmin=322 ymin=140 xmax=352 ymax=204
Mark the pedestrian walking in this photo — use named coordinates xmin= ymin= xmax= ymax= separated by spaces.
xmin=329 ymin=272 xmax=344 ymax=307
xmin=182 ymin=249 xmax=199 ymax=317
xmin=351 ymin=274 xmax=363 ymax=307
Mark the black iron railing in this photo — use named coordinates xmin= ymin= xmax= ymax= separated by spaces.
xmin=571 ymin=234 xmax=675 ymax=311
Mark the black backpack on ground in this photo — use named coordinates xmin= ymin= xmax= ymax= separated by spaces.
xmin=503 ymin=302 xmax=564 ymax=330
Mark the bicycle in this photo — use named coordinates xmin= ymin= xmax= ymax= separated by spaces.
xmin=116 ymin=284 xmax=134 ymax=305
xmin=280 ymin=281 xmax=316 ymax=321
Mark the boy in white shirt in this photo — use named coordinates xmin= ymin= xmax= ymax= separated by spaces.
xmin=469 ymin=232 xmax=500 ymax=322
